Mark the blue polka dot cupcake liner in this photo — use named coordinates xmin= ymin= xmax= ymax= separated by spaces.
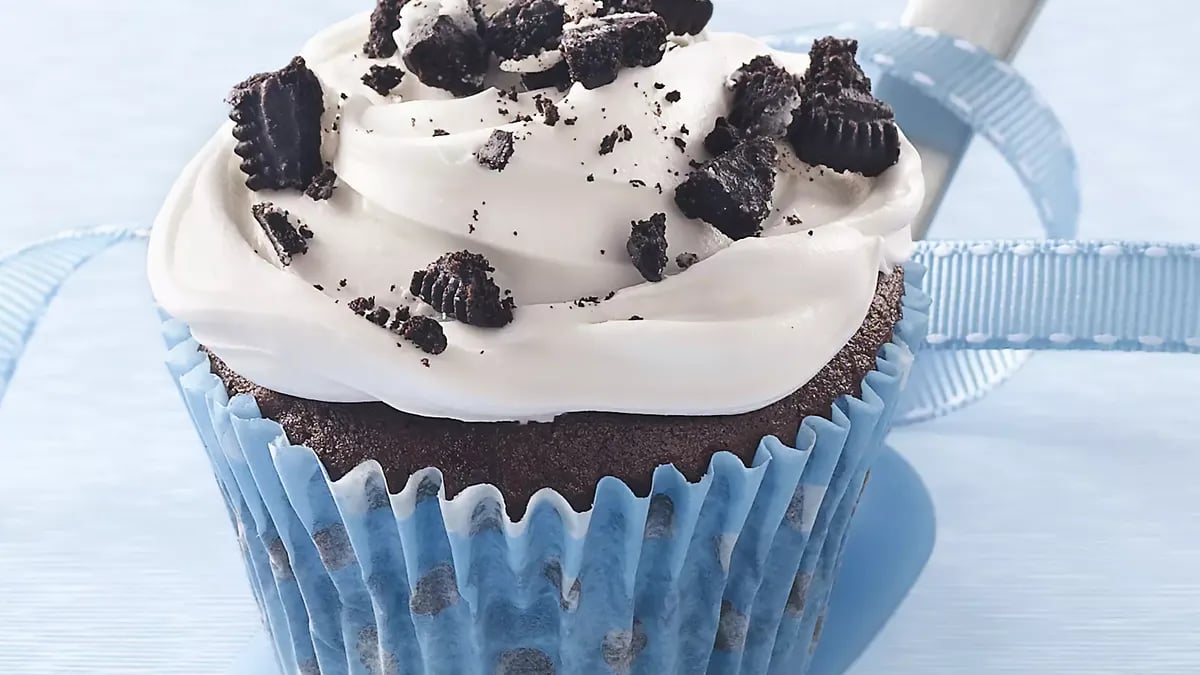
xmin=160 ymin=264 xmax=928 ymax=675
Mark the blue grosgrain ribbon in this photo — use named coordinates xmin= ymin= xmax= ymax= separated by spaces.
xmin=1 ymin=26 xmax=1198 ymax=422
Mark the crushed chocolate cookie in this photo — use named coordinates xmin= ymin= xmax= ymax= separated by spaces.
xmin=229 ymin=56 xmax=324 ymax=192
xmin=364 ymin=0 xmax=407 ymax=57
xmin=598 ymin=124 xmax=632 ymax=154
xmin=410 ymin=251 xmax=515 ymax=327
xmin=338 ymin=278 xmax=348 ymax=288
xmin=627 ymin=213 xmax=669 ymax=282
xmin=366 ymin=306 xmax=392 ymax=326
xmin=674 ymin=136 xmax=777 ymax=240
xmin=803 ymin=36 xmax=872 ymax=95
xmin=362 ymin=64 xmax=406 ymax=95
xmin=402 ymin=12 xmax=488 ymax=96
xmin=629 ymin=179 xmax=646 ymax=187
xmin=676 ymin=251 xmax=699 ymax=269
xmin=250 ymin=203 xmax=309 ymax=265
xmin=534 ymin=94 xmax=561 ymax=126
xmin=672 ymin=136 xmax=687 ymax=152
xmin=599 ymin=130 xmax=619 ymax=155
xmin=629 ymin=315 xmax=644 ymax=320
xmin=664 ymin=89 xmax=681 ymax=102
xmin=786 ymin=214 xmax=803 ymax=226
xmin=298 ymin=225 xmax=314 ymax=239
xmin=789 ymin=37 xmax=899 ymax=177
xmin=563 ymin=117 xmax=578 ymax=125
xmin=486 ymin=0 xmax=566 ymax=60
xmin=433 ymin=128 xmax=450 ymax=136
xmin=729 ymin=55 xmax=801 ymax=138
xmin=388 ymin=306 xmax=413 ymax=331
xmin=348 ymin=296 xmax=376 ymax=316
xmin=305 ymin=165 xmax=338 ymax=201
xmin=476 ymin=130 xmax=516 ymax=170
xmin=398 ymin=315 xmax=448 ymax=354
xmin=703 ymin=116 xmax=745 ymax=156
xmin=561 ymin=13 xmax=668 ymax=89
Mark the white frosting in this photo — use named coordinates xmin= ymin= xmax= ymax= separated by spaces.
xmin=148 ymin=12 xmax=924 ymax=423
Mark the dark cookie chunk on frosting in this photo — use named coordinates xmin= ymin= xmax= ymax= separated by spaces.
xmin=803 ymin=36 xmax=871 ymax=95
xmin=703 ymin=116 xmax=746 ymax=156
xmin=650 ymin=0 xmax=713 ymax=35
xmin=789 ymin=36 xmax=899 ymax=177
xmin=788 ymin=88 xmax=900 ymax=177
xmin=362 ymin=64 xmax=406 ymax=96
xmin=398 ymin=316 xmax=448 ymax=354
xmin=402 ymin=9 xmax=489 ymax=97
xmin=305 ymin=165 xmax=338 ymax=201
xmin=366 ymin=306 xmax=392 ymax=326
xmin=251 ymin=203 xmax=310 ymax=265
xmin=485 ymin=0 xmax=566 ymax=61
xmin=410 ymin=251 xmax=516 ymax=327
xmin=348 ymin=296 xmax=376 ymax=315
xmin=534 ymin=94 xmax=561 ymax=125
xmin=674 ymin=136 xmax=777 ymax=240
xmin=728 ymin=56 xmax=800 ymax=138
xmin=364 ymin=0 xmax=408 ymax=58
xmin=676 ymin=251 xmax=699 ymax=269
xmin=476 ymin=130 xmax=516 ymax=170
xmin=627 ymin=213 xmax=669 ymax=282
xmin=561 ymin=14 xmax=667 ymax=89
xmin=229 ymin=57 xmax=325 ymax=192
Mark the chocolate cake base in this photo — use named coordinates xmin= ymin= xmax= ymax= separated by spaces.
xmin=210 ymin=269 xmax=904 ymax=517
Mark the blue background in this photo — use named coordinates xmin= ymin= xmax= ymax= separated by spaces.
xmin=1 ymin=1 xmax=1198 ymax=673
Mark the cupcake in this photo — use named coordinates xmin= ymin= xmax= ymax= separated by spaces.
xmin=149 ymin=1 xmax=926 ymax=673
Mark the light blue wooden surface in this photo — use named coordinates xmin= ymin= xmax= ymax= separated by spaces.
xmin=1 ymin=1 xmax=1198 ymax=673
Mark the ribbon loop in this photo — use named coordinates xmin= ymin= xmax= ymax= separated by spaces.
xmin=0 ymin=227 xmax=146 ymax=406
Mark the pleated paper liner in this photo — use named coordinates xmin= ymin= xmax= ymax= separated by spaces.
xmin=161 ymin=263 xmax=928 ymax=675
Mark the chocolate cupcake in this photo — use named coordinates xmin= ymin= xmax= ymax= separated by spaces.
xmin=150 ymin=5 xmax=926 ymax=673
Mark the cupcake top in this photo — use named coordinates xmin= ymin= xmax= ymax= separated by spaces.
xmin=148 ymin=0 xmax=923 ymax=422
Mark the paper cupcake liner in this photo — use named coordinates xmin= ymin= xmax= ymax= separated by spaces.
xmin=161 ymin=263 xmax=928 ymax=675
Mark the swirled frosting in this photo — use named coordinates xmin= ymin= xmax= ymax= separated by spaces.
xmin=148 ymin=11 xmax=924 ymax=422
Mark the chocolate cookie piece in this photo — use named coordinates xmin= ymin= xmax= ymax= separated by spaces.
xmin=476 ymin=130 xmax=516 ymax=171
xmin=402 ymin=10 xmax=489 ymax=96
xmin=209 ymin=270 xmax=906 ymax=517
xmin=486 ymin=0 xmax=566 ymax=60
xmin=534 ymin=94 xmax=561 ymax=126
xmin=627 ymin=213 xmax=669 ymax=282
xmin=348 ymin=296 xmax=378 ymax=317
xmin=251 ymin=203 xmax=309 ymax=266
xmin=361 ymin=64 xmax=406 ymax=96
xmin=728 ymin=56 xmax=801 ymax=138
xmin=788 ymin=87 xmax=900 ymax=177
xmin=305 ymin=165 xmax=338 ymax=201
xmin=410 ymin=251 xmax=515 ymax=327
xmin=650 ymin=0 xmax=713 ymax=35
xmin=364 ymin=0 xmax=409 ymax=58
xmin=802 ymin=36 xmax=871 ymax=95
xmin=229 ymin=57 xmax=325 ymax=192
xmin=398 ymin=316 xmax=448 ymax=354
xmin=674 ymin=136 xmax=777 ymax=240
xmin=561 ymin=14 xmax=667 ymax=89
xmin=703 ymin=116 xmax=745 ymax=156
